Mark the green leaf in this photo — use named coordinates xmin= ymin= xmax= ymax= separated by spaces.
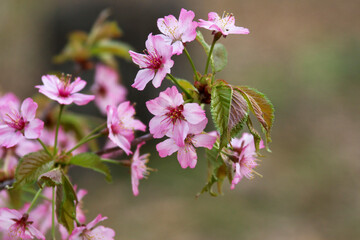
xmin=56 ymin=172 xmax=78 ymax=233
xmin=91 ymin=40 xmax=132 ymax=60
xmin=211 ymin=80 xmax=248 ymax=149
xmin=237 ymin=86 xmax=275 ymax=147
xmin=212 ymin=43 xmax=228 ymax=72
xmin=246 ymin=117 xmax=262 ymax=153
xmin=70 ymin=153 xmax=112 ymax=182
xmin=38 ymin=168 xmax=62 ymax=187
xmin=88 ymin=21 xmax=123 ymax=44
xmin=14 ymin=151 xmax=54 ymax=188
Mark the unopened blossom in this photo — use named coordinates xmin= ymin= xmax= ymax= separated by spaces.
xmin=0 ymin=98 xmax=44 ymax=148
xmin=129 ymin=33 xmax=174 ymax=90
xmin=0 ymin=208 xmax=45 ymax=240
xmin=198 ymin=12 xmax=249 ymax=36
xmin=157 ymin=8 xmax=198 ymax=55
xmin=107 ymin=102 xmax=146 ymax=155
xmin=91 ymin=64 xmax=127 ymax=114
xmin=68 ymin=214 xmax=115 ymax=240
xmin=229 ymin=133 xmax=264 ymax=189
xmin=146 ymin=86 xmax=206 ymax=146
xmin=131 ymin=142 xmax=150 ymax=196
xmin=157 ymin=120 xmax=216 ymax=168
xmin=36 ymin=74 xmax=95 ymax=105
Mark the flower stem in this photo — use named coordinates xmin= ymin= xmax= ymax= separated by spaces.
xmin=37 ymin=138 xmax=51 ymax=156
xmin=52 ymin=187 xmax=56 ymax=240
xmin=167 ymin=74 xmax=192 ymax=100
xmin=204 ymin=34 xmax=221 ymax=74
xmin=53 ymin=105 xmax=64 ymax=156
xmin=27 ymin=186 xmax=44 ymax=213
xmin=183 ymin=47 xmax=198 ymax=80
xmin=66 ymin=132 xmax=103 ymax=155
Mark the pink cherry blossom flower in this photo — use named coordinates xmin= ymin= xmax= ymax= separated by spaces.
xmin=0 ymin=98 xmax=44 ymax=148
xmin=69 ymin=214 xmax=115 ymax=240
xmin=198 ymin=12 xmax=249 ymax=36
xmin=157 ymin=119 xmax=216 ymax=168
xmin=146 ymin=86 xmax=206 ymax=147
xmin=107 ymin=101 xmax=146 ymax=155
xmin=129 ymin=33 xmax=174 ymax=90
xmin=131 ymin=142 xmax=150 ymax=196
xmin=91 ymin=64 xmax=127 ymax=114
xmin=0 ymin=208 xmax=45 ymax=240
xmin=36 ymin=74 xmax=95 ymax=105
xmin=229 ymin=133 xmax=264 ymax=189
xmin=157 ymin=8 xmax=198 ymax=55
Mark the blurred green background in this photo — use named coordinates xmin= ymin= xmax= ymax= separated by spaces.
xmin=0 ymin=0 xmax=359 ymax=239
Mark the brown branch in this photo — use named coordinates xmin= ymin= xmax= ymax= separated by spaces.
xmin=96 ymin=133 xmax=153 ymax=156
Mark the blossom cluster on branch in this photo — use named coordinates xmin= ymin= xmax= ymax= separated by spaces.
xmin=0 ymin=8 xmax=274 ymax=239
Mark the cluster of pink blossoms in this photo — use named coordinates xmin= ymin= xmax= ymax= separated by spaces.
xmin=0 ymin=8 xmax=263 ymax=239
xmin=130 ymin=8 xmax=249 ymax=91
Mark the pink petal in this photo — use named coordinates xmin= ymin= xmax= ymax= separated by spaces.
xmin=69 ymin=226 xmax=86 ymax=240
xmin=86 ymin=214 xmax=108 ymax=229
xmin=129 ymin=51 xmax=149 ymax=68
xmin=71 ymin=93 xmax=95 ymax=106
xmin=171 ymin=120 xmax=189 ymax=147
xmin=131 ymin=69 xmax=155 ymax=91
xmin=90 ymin=225 xmax=115 ymax=239
xmin=192 ymin=133 xmax=217 ymax=149
xmin=0 ymin=126 xmax=23 ymax=148
xmin=228 ymin=26 xmax=250 ymax=35
xmin=70 ymin=77 xmax=87 ymax=93
xmin=149 ymin=115 xmax=169 ymax=138
xmin=39 ymin=75 xmax=59 ymax=93
xmin=171 ymin=41 xmax=184 ymax=55
xmin=177 ymin=145 xmax=197 ymax=168
xmin=156 ymin=138 xmax=179 ymax=157
xmin=208 ymin=12 xmax=220 ymax=21
xmin=20 ymin=98 xmax=37 ymax=121
xmin=24 ymin=119 xmax=44 ymax=139
xmin=27 ymin=224 xmax=45 ymax=240
xmin=108 ymin=132 xmax=132 ymax=155
xmin=151 ymin=68 xmax=168 ymax=88
xmin=183 ymin=103 xmax=206 ymax=124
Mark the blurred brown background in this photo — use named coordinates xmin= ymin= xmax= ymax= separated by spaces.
xmin=1 ymin=0 xmax=359 ymax=239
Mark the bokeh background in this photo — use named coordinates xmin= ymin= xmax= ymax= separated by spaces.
xmin=1 ymin=0 xmax=359 ymax=239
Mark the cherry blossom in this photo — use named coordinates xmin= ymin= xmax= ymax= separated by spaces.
xmin=107 ymin=101 xmax=146 ymax=155
xmin=157 ymin=119 xmax=216 ymax=168
xmin=0 ymin=98 xmax=44 ymax=148
xmin=129 ymin=33 xmax=174 ymax=90
xmin=157 ymin=8 xmax=198 ymax=55
xmin=91 ymin=64 xmax=127 ymax=114
xmin=131 ymin=142 xmax=149 ymax=196
xmin=229 ymin=133 xmax=264 ymax=189
xmin=146 ymin=86 xmax=206 ymax=147
xmin=36 ymin=74 xmax=95 ymax=105
xmin=198 ymin=12 xmax=249 ymax=36
xmin=0 ymin=208 xmax=45 ymax=240
xmin=68 ymin=214 xmax=115 ymax=240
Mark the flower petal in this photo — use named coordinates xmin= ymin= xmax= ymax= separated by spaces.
xmin=71 ymin=93 xmax=95 ymax=106
xmin=24 ymin=119 xmax=44 ymax=139
xmin=20 ymin=98 xmax=37 ymax=121
xmin=177 ymin=145 xmax=197 ymax=168
xmin=156 ymin=138 xmax=179 ymax=157
xmin=131 ymin=69 xmax=155 ymax=91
